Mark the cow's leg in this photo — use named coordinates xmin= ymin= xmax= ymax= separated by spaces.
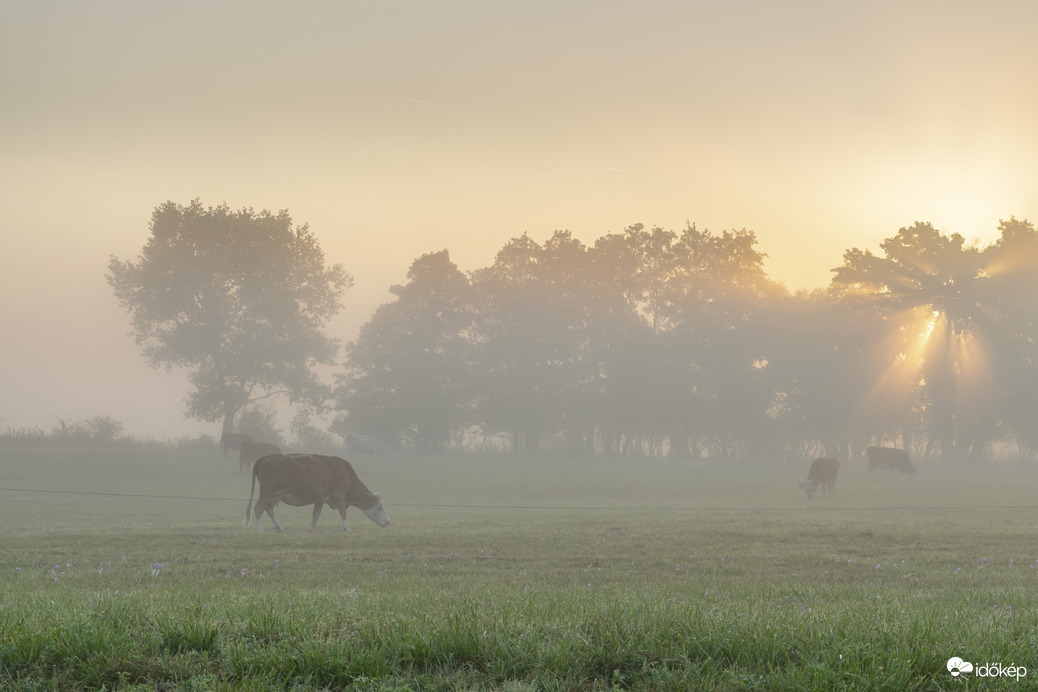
xmin=254 ymin=503 xmax=264 ymax=533
xmin=310 ymin=503 xmax=323 ymax=531
xmin=257 ymin=502 xmax=282 ymax=533
xmin=338 ymin=506 xmax=351 ymax=532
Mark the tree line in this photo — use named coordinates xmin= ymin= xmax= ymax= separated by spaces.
xmin=109 ymin=200 xmax=1038 ymax=463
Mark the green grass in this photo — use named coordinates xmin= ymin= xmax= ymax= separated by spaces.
xmin=2 ymin=448 xmax=1038 ymax=689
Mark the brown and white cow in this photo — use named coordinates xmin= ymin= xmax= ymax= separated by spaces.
xmin=865 ymin=446 xmax=916 ymax=478
xmin=220 ymin=432 xmax=254 ymax=459
xmin=239 ymin=440 xmax=281 ymax=475
xmin=799 ymin=457 xmax=840 ymax=499
xmin=244 ymin=453 xmax=390 ymax=533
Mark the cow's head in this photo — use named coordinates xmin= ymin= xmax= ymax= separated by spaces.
xmin=799 ymin=479 xmax=818 ymax=499
xmin=360 ymin=492 xmax=391 ymax=527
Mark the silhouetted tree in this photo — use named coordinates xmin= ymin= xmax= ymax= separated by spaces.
xmin=664 ymin=225 xmax=776 ymax=458
xmin=831 ymin=222 xmax=1004 ymax=462
xmin=590 ymin=226 xmax=682 ymax=455
xmin=337 ymin=250 xmax=473 ymax=451
xmin=751 ymin=289 xmax=881 ymax=461
xmin=237 ymin=402 xmax=285 ymax=447
xmin=108 ymin=200 xmax=352 ymax=434
xmin=469 ymin=233 xmax=568 ymax=453
xmin=320 ymin=215 xmax=1038 ymax=462
xmin=981 ymin=217 xmax=1038 ymax=460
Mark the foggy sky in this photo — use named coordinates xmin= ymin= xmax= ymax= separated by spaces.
xmin=2 ymin=1 xmax=1037 ymax=438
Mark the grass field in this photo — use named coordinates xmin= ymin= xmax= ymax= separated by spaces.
xmin=2 ymin=447 xmax=1038 ymax=690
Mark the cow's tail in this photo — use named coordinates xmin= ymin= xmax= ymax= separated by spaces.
xmin=244 ymin=463 xmax=259 ymax=529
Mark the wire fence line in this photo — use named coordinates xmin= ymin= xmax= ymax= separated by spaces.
xmin=1 ymin=485 xmax=1036 ymax=513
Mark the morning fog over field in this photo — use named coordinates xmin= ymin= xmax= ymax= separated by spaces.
xmin=3 ymin=1 xmax=1038 ymax=443
xmin=3 ymin=3 xmax=1038 ymax=688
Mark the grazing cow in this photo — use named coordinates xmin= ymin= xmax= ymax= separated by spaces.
xmin=244 ymin=453 xmax=390 ymax=533
xmin=239 ymin=440 xmax=281 ymax=475
xmin=799 ymin=457 xmax=840 ymax=499
xmin=220 ymin=432 xmax=254 ymax=459
xmin=345 ymin=433 xmax=386 ymax=454
xmin=866 ymin=446 xmax=917 ymax=478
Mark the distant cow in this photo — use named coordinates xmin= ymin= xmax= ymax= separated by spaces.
xmin=244 ymin=453 xmax=390 ymax=533
xmin=799 ymin=457 xmax=840 ymax=499
xmin=866 ymin=446 xmax=917 ymax=477
xmin=220 ymin=432 xmax=254 ymax=459
xmin=239 ymin=441 xmax=281 ymax=475
xmin=345 ymin=433 xmax=386 ymax=454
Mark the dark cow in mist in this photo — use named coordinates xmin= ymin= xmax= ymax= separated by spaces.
xmin=220 ymin=432 xmax=254 ymax=459
xmin=866 ymin=446 xmax=917 ymax=478
xmin=244 ymin=453 xmax=390 ymax=533
xmin=799 ymin=457 xmax=840 ymax=499
xmin=239 ymin=440 xmax=281 ymax=474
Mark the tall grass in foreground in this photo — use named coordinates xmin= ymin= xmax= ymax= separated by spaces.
xmin=3 ymin=566 xmax=1037 ymax=690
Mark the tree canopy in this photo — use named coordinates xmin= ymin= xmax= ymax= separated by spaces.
xmin=108 ymin=199 xmax=352 ymax=432
xmin=109 ymin=203 xmax=1038 ymax=463
xmin=338 ymin=218 xmax=1038 ymax=463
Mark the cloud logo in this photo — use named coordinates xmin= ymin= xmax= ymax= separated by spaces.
xmin=947 ymin=657 xmax=974 ymax=677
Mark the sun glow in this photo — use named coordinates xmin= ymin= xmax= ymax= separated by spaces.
xmin=860 ymin=305 xmax=991 ymax=422
xmin=920 ymin=310 xmax=940 ymax=344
